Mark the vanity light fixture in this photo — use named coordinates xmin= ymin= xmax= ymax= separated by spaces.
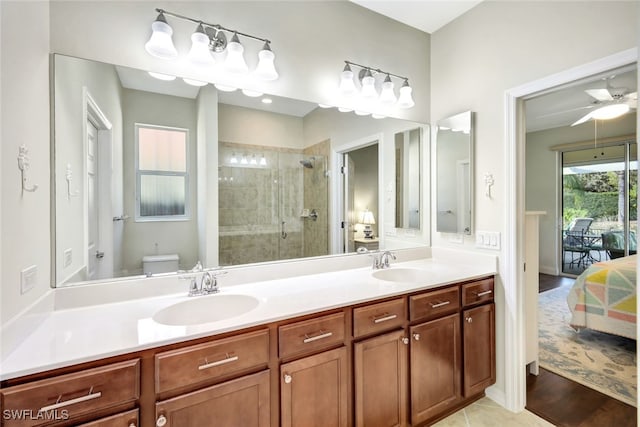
xmin=144 ymin=8 xmax=278 ymax=81
xmin=250 ymin=155 xmax=258 ymax=165
xmin=339 ymin=60 xmax=415 ymax=110
xmin=240 ymin=155 xmax=249 ymax=165
xmin=230 ymin=153 xmax=238 ymax=164
xmin=148 ymin=71 xmax=176 ymax=81
xmin=259 ymin=155 xmax=267 ymax=166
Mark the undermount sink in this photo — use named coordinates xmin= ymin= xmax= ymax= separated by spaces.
xmin=372 ymin=267 xmax=427 ymax=283
xmin=153 ymin=294 xmax=259 ymax=326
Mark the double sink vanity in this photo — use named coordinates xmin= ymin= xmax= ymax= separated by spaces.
xmin=0 ymin=249 xmax=496 ymax=427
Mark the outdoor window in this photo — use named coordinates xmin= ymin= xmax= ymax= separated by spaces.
xmin=135 ymin=124 xmax=189 ymax=221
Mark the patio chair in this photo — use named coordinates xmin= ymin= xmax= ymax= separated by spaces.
xmin=602 ymin=230 xmax=637 ymax=259
xmin=563 ymin=218 xmax=593 ymax=269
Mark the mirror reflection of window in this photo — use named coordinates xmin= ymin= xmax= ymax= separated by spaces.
xmin=135 ymin=124 xmax=189 ymax=220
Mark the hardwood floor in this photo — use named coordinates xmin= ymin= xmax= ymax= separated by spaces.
xmin=526 ymin=368 xmax=637 ymax=427
xmin=528 ymin=274 xmax=637 ymax=426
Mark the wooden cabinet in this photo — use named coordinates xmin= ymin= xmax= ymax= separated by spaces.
xmin=354 ymin=329 xmax=407 ymax=427
xmin=155 ymin=370 xmax=270 ymax=427
xmin=76 ymin=409 xmax=138 ymax=427
xmin=280 ymin=347 xmax=348 ymax=427
xmin=279 ymin=312 xmax=345 ymax=359
xmin=353 ymin=298 xmax=405 ymax=339
xmin=462 ymin=303 xmax=496 ymax=397
xmin=409 ymin=313 xmax=461 ymax=425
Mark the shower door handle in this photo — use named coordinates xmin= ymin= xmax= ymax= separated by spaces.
xmin=281 ymin=221 xmax=288 ymax=239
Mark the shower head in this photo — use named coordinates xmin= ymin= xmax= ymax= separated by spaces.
xmin=299 ymin=157 xmax=315 ymax=168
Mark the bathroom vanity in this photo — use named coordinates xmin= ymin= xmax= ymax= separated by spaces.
xmin=0 ymin=255 xmax=496 ymax=427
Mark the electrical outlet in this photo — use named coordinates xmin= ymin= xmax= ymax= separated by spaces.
xmin=63 ymin=248 xmax=73 ymax=268
xmin=476 ymin=231 xmax=501 ymax=250
xmin=21 ymin=265 xmax=37 ymax=294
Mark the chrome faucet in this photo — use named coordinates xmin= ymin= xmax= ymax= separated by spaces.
xmin=179 ymin=261 xmax=223 ymax=297
xmin=372 ymin=251 xmax=396 ymax=269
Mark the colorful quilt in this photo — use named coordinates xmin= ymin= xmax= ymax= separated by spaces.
xmin=567 ymin=255 xmax=637 ymax=340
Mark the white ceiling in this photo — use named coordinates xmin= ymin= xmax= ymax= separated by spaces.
xmin=349 ymin=0 xmax=483 ymax=34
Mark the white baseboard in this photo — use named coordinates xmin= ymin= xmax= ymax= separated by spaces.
xmin=539 ymin=265 xmax=558 ymax=276
xmin=485 ymin=385 xmax=507 ymax=410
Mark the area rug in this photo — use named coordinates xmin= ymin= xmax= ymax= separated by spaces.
xmin=538 ymin=283 xmax=637 ymax=407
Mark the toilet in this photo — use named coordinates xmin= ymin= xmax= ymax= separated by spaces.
xmin=142 ymin=254 xmax=179 ymax=275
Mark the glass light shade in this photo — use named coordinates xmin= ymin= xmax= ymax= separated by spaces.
xmin=379 ymin=76 xmax=397 ymax=105
xmin=183 ymin=78 xmax=207 ymax=87
xmin=591 ymin=103 xmax=630 ymax=120
xmin=361 ymin=70 xmax=378 ymax=100
xmin=250 ymin=155 xmax=258 ymax=165
xmin=318 ymin=104 xmax=333 ymax=109
xmin=360 ymin=210 xmax=376 ymax=225
xmin=259 ymin=155 xmax=267 ymax=166
xmin=397 ymin=81 xmax=415 ymax=109
xmin=242 ymin=89 xmax=264 ymax=97
xmin=224 ymin=34 xmax=249 ymax=74
xmin=240 ymin=155 xmax=249 ymax=165
xmin=339 ymin=65 xmax=357 ymax=97
xmin=148 ymin=71 xmax=176 ymax=81
xmin=255 ymin=44 xmax=278 ymax=81
xmin=230 ymin=153 xmax=238 ymax=164
xmin=338 ymin=107 xmax=353 ymax=113
xmin=187 ymin=25 xmax=215 ymax=67
xmin=145 ymin=16 xmax=178 ymax=60
xmin=214 ymin=83 xmax=237 ymax=92
xmin=372 ymin=114 xmax=386 ymax=119
xmin=355 ymin=110 xmax=371 ymax=116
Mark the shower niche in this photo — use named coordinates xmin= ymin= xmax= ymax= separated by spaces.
xmin=218 ymin=141 xmax=330 ymax=266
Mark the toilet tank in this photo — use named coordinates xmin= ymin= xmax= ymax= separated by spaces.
xmin=142 ymin=254 xmax=179 ymax=275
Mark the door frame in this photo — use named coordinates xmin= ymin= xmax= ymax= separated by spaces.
xmin=330 ymin=133 xmax=384 ymax=255
xmin=82 ymin=87 xmax=113 ymax=280
xmin=503 ymin=47 xmax=637 ymax=412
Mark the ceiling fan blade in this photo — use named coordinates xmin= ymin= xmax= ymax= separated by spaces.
xmin=571 ymin=110 xmax=595 ymax=127
xmin=536 ymin=105 xmax=593 ymax=119
xmin=585 ymin=89 xmax=613 ymax=102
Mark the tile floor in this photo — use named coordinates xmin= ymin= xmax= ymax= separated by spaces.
xmin=433 ymin=397 xmax=555 ymax=427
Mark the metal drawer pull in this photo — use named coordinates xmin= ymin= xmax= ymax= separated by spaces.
xmin=373 ymin=313 xmax=397 ymax=323
xmin=303 ymin=330 xmax=333 ymax=343
xmin=39 ymin=387 xmax=102 ymax=412
xmin=199 ymin=353 xmax=239 ymax=370
xmin=429 ymin=300 xmax=450 ymax=308
xmin=476 ymin=290 xmax=493 ymax=297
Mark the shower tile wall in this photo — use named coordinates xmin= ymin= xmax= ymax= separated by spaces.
xmin=303 ymin=140 xmax=330 ymax=257
xmin=219 ymin=142 xmax=304 ymax=266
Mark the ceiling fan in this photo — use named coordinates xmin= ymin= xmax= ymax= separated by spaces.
xmin=571 ymin=82 xmax=637 ymax=126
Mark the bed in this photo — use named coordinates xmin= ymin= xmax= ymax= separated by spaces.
xmin=567 ymin=255 xmax=637 ymax=340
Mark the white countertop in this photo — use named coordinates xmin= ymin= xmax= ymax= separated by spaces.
xmin=0 ymin=252 xmax=496 ymax=381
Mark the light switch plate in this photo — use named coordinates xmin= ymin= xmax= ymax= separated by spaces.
xmin=476 ymin=231 xmax=501 ymax=250
xmin=21 ymin=265 xmax=37 ymax=294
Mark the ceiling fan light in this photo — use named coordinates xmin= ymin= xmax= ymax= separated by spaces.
xmin=145 ymin=13 xmax=178 ymax=59
xmin=591 ymin=103 xmax=630 ymax=120
xmin=187 ymin=24 xmax=215 ymax=67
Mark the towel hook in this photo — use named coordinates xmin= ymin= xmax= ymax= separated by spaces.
xmin=17 ymin=145 xmax=38 ymax=193
xmin=66 ymin=163 xmax=79 ymax=198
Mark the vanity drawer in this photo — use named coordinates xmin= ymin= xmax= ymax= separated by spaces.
xmin=279 ymin=312 xmax=345 ymax=358
xmin=410 ymin=286 xmax=460 ymax=322
xmin=462 ymin=278 xmax=494 ymax=307
xmin=77 ymin=409 xmax=139 ymax=427
xmin=155 ymin=329 xmax=269 ymax=395
xmin=353 ymin=297 xmax=406 ymax=338
xmin=0 ymin=359 xmax=140 ymax=427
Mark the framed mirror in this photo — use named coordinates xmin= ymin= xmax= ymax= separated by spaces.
xmin=436 ymin=111 xmax=473 ymax=235
xmin=394 ymin=127 xmax=422 ymax=230
xmin=51 ymin=54 xmax=430 ymax=287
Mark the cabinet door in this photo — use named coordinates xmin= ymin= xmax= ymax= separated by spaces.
xmin=280 ymin=347 xmax=348 ymax=427
xmin=462 ymin=303 xmax=496 ymax=397
xmin=354 ymin=329 xmax=407 ymax=427
xmin=410 ymin=313 xmax=460 ymax=425
xmin=155 ymin=370 xmax=270 ymax=427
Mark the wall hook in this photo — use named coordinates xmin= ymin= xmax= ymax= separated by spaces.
xmin=65 ymin=163 xmax=80 ymax=198
xmin=17 ymin=145 xmax=38 ymax=193
xmin=484 ymin=173 xmax=494 ymax=199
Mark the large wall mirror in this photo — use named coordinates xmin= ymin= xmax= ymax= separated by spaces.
xmin=436 ymin=111 xmax=473 ymax=235
xmin=52 ymin=54 xmax=429 ymax=287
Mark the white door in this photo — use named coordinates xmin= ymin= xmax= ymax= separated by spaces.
xmin=343 ymin=154 xmax=356 ymax=253
xmin=87 ymin=120 xmax=100 ymax=279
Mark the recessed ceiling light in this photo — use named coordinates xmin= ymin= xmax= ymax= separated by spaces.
xmin=148 ymin=71 xmax=176 ymax=81
xmin=242 ymin=89 xmax=264 ymax=97
xmin=261 ymin=98 xmax=273 ymax=104
xmin=183 ymin=78 xmax=207 ymax=87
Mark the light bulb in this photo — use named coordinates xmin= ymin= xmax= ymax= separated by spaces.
xmin=250 ymin=155 xmax=258 ymax=165
xmin=214 ymin=83 xmax=237 ymax=92
xmin=224 ymin=33 xmax=249 ymax=74
xmin=230 ymin=153 xmax=238 ymax=164
xmin=255 ymin=42 xmax=279 ymax=81
xmin=397 ymin=80 xmax=415 ymax=109
xmin=339 ymin=64 xmax=357 ymax=97
xmin=183 ymin=78 xmax=207 ymax=87
xmin=591 ymin=103 xmax=630 ymax=120
xmin=240 ymin=155 xmax=249 ymax=165
xmin=259 ymin=155 xmax=267 ymax=166
xmin=148 ymin=71 xmax=176 ymax=81
xmin=360 ymin=69 xmax=378 ymax=100
xmin=145 ymin=13 xmax=178 ymax=59
xmin=379 ymin=75 xmax=397 ymax=105
xmin=187 ymin=24 xmax=215 ymax=67
xmin=242 ymin=89 xmax=264 ymax=97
